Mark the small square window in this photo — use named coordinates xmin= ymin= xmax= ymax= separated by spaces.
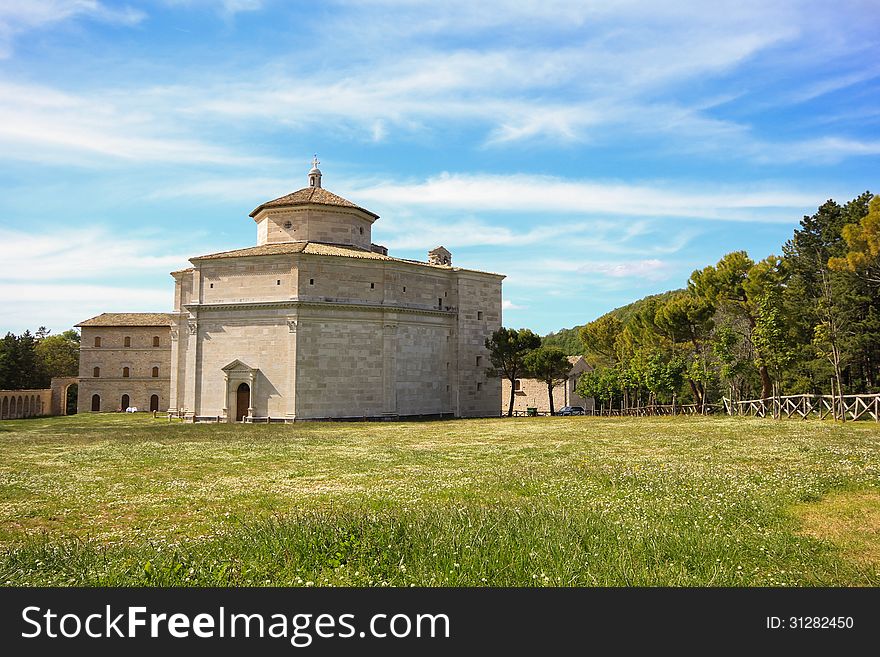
xmin=476 ymin=356 xmax=481 ymax=366
xmin=310 ymin=279 xmax=314 ymax=285
xmin=371 ymin=282 xmax=375 ymax=289
xmin=403 ymin=286 xmax=406 ymax=292
xmin=277 ymin=280 xmax=281 ymax=285
xmin=477 ymin=382 xmax=482 ymax=391
xmin=284 ymin=221 xmax=292 ymax=229
xmin=477 ymin=311 xmax=483 ymax=320
xmin=359 ymin=227 xmax=364 ymax=235
xmin=210 ymin=283 xmax=214 ymax=288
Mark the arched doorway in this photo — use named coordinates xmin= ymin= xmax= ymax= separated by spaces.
xmin=66 ymin=384 xmax=78 ymax=415
xmin=236 ymin=383 xmax=250 ymax=422
xmin=150 ymin=394 xmax=159 ymax=412
xmin=121 ymin=394 xmax=130 ymax=411
xmin=91 ymin=394 xmax=101 ymax=412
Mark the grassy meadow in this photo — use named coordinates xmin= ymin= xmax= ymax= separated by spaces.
xmin=0 ymin=413 xmax=878 ymax=586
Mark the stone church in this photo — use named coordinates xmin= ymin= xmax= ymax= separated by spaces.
xmin=77 ymin=160 xmax=504 ymax=421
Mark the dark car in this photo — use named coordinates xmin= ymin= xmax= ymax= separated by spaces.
xmin=557 ymin=406 xmax=585 ymax=416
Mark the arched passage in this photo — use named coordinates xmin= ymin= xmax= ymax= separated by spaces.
xmin=1 ymin=397 xmax=7 ymax=419
xmin=236 ymin=383 xmax=250 ymax=422
xmin=65 ymin=384 xmax=78 ymax=415
xmin=91 ymin=394 xmax=101 ymax=412
xmin=150 ymin=394 xmax=159 ymax=412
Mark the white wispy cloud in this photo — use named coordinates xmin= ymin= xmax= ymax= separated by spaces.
xmin=163 ymin=0 xmax=264 ymax=18
xmin=0 ymin=1 xmax=145 ymax=58
xmin=355 ymin=173 xmax=821 ymax=222
xmin=0 ymin=81 xmax=277 ymax=166
xmin=4 ymin=286 xmax=170 ymax=334
xmin=543 ymin=258 xmax=673 ymax=281
xmin=0 ymin=226 xmax=193 ymax=281
xmin=0 ymin=1 xmax=875 ymax=167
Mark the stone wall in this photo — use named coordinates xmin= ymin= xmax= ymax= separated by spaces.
xmin=0 ymin=389 xmax=50 ymax=419
xmin=77 ymin=326 xmax=172 ymax=413
xmin=500 ymin=358 xmax=593 ymax=415
xmin=255 ymin=207 xmax=375 ymax=250
xmin=170 ymin=251 xmax=503 ymax=420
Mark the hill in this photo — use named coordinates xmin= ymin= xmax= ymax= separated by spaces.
xmin=542 ymin=289 xmax=683 ymax=354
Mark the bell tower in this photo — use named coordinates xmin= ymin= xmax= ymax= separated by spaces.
xmin=308 ymin=154 xmax=322 ymax=188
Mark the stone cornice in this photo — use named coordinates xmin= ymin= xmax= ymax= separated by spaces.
xmin=183 ymin=299 xmax=457 ymax=317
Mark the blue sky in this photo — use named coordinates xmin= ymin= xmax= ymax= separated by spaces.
xmin=0 ymin=0 xmax=878 ymax=336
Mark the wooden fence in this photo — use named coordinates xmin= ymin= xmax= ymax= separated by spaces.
xmin=587 ymin=403 xmax=721 ymax=417
xmin=508 ymin=393 xmax=880 ymax=420
xmin=722 ymin=393 xmax=880 ymax=421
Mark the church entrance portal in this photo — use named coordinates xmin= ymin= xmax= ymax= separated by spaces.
xmin=236 ymin=383 xmax=250 ymax=422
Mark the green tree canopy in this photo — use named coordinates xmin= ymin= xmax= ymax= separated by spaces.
xmin=523 ymin=346 xmax=573 ymax=415
xmin=486 ymin=327 xmax=541 ymax=417
xmin=829 ymin=195 xmax=880 ymax=285
xmin=578 ymin=315 xmax=623 ymax=366
xmin=35 ymin=329 xmax=80 ymax=380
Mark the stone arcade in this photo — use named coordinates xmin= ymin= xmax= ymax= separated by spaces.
xmin=77 ymin=160 xmax=504 ymax=421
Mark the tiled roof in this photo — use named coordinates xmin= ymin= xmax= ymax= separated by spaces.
xmin=189 ymin=241 xmax=503 ymax=277
xmin=249 ymin=187 xmax=379 ymax=219
xmin=76 ymin=313 xmax=174 ymax=327
xmin=191 ymin=241 xmax=391 ymax=261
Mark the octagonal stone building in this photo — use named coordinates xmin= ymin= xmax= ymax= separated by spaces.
xmin=80 ymin=160 xmax=505 ymax=421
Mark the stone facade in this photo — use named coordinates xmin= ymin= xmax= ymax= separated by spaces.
xmin=0 ymin=377 xmax=81 ymax=419
xmin=501 ymin=355 xmax=594 ymax=414
xmin=75 ymin=318 xmax=172 ymax=413
xmin=0 ymin=389 xmax=50 ymax=419
xmin=77 ymin=162 xmax=505 ymax=421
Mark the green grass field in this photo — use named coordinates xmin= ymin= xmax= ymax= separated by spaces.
xmin=1 ymin=413 xmax=878 ymax=586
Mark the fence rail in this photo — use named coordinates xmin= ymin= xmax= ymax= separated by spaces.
xmin=723 ymin=393 xmax=880 ymax=421
xmin=588 ymin=403 xmax=721 ymax=417
xmin=507 ymin=393 xmax=880 ymax=420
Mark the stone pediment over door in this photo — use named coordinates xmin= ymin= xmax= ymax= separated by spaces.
xmin=222 ymin=359 xmax=257 ymax=375
xmin=221 ymin=359 xmax=260 ymax=422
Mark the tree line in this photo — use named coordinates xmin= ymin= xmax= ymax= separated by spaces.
xmin=571 ymin=192 xmax=879 ymax=410
xmin=0 ymin=328 xmax=80 ymax=390
xmin=485 ymin=327 xmax=575 ymax=416
xmin=485 ymin=192 xmax=879 ymax=415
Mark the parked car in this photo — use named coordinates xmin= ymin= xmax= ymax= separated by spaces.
xmin=557 ymin=406 xmax=586 ymax=416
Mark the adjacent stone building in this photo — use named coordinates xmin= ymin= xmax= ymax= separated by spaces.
xmin=501 ymin=355 xmax=593 ymax=414
xmin=76 ymin=314 xmax=173 ymax=413
xmin=77 ymin=160 xmax=505 ymax=421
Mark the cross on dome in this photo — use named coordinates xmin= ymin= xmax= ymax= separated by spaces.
xmin=308 ymin=153 xmax=322 ymax=188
